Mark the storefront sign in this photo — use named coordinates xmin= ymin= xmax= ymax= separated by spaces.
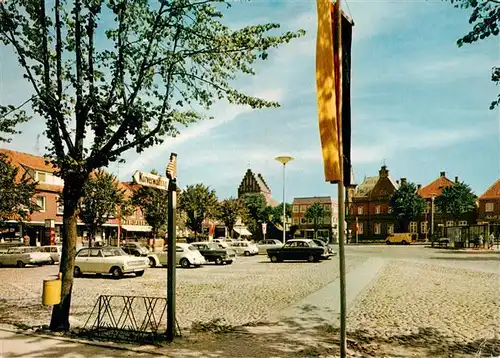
xmin=132 ymin=171 xmax=169 ymax=190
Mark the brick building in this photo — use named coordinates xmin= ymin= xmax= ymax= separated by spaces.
xmin=346 ymin=166 xmax=399 ymax=240
xmin=237 ymin=169 xmax=279 ymax=207
xmin=478 ymin=179 xmax=500 ymax=236
xmin=416 ymin=171 xmax=477 ymax=240
xmin=0 ymin=149 xmax=151 ymax=246
xmin=291 ymin=196 xmax=338 ymax=242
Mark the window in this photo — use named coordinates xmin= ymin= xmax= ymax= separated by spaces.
xmin=324 ymin=205 xmax=331 ymax=212
xmin=446 ymin=221 xmax=454 ymax=227
xmin=357 ymin=206 xmax=363 ymax=215
xmin=374 ymin=223 xmax=381 ymax=235
xmin=77 ymin=249 xmax=89 ymax=257
xmin=56 ymin=197 xmax=64 ymax=215
xmin=293 ymin=205 xmax=299 ymax=213
xmin=324 ymin=217 xmax=330 ymax=225
xmin=375 ymin=205 xmax=381 ymax=214
xmin=424 ymin=202 xmax=431 ymax=214
xmin=36 ymin=171 xmax=47 ymax=183
xmin=409 ymin=222 xmax=417 ymax=233
xmin=358 ymin=223 xmax=364 ymax=235
xmin=387 ymin=224 xmax=394 ymax=235
xmin=36 ymin=196 xmax=46 ymax=212
xmin=485 ymin=202 xmax=494 ymax=212
xmin=458 ymin=220 xmax=467 ymax=226
xmin=300 ymin=205 xmax=307 ymax=212
xmin=293 ymin=217 xmax=299 ymax=225
xmin=421 ymin=221 xmax=428 ymax=234
xmin=300 ymin=217 xmax=307 ymax=224
xmin=90 ymin=249 xmax=102 ymax=257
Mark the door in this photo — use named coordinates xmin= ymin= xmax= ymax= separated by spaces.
xmin=87 ymin=248 xmax=104 ymax=273
xmin=175 ymin=246 xmax=184 ymax=264
xmin=282 ymin=241 xmax=299 ymax=260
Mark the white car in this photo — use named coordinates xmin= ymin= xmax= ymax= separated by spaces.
xmin=74 ymin=247 xmax=148 ymax=279
xmin=257 ymin=239 xmax=284 ymax=255
xmin=156 ymin=243 xmax=205 ymax=268
xmin=39 ymin=245 xmax=62 ymax=264
xmin=227 ymin=241 xmax=259 ymax=256
xmin=0 ymin=247 xmax=52 ymax=267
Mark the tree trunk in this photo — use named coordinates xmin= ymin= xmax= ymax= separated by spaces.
xmin=50 ymin=176 xmax=84 ymax=331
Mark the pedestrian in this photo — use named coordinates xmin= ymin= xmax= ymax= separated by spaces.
xmin=489 ymin=233 xmax=495 ymax=249
xmin=478 ymin=234 xmax=484 ymax=249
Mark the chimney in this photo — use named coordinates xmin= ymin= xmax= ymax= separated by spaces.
xmin=379 ymin=165 xmax=389 ymax=178
xmin=455 ymin=176 xmax=459 ymax=183
xmin=417 ymin=184 xmax=422 ymax=191
xmin=400 ymin=178 xmax=407 ymax=185
xmin=396 ymin=180 xmax=400 ymax=185
xmin=440 ymin=171 xmax=446 ymax=177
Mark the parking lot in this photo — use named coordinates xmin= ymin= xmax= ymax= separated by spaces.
xmin=0 ymin=252 xmax=367 ymax=329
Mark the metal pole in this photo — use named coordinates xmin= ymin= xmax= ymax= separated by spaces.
xmin=430 ymin=196 xmax=435 ymax=247
xmin=282 ymin=163 xmax=286 ymax=244
xmin=166 ymin=177 xmax=177 ymax=341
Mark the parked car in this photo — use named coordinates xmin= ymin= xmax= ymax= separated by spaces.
xmin=190 ymin=242 xmax=235 ymax=265
xmin=156 ymin=243 xmax=205 ymax=268
xmin=74 ymin=247 xmax=148 ymax=278
xmin=256 ymin=239 xmax=283 ymax=255
xmin=227 ymin=241 xmax=259 ymax=256
xmin=386 ymin=233 xmax=413 ymax=245
xmin=0 ymin=246 xmax=52 ymax=267
xmin=39 ymin=245 xmax=62 ymax=264
xmin=311 ymin=239 xmax=336 ymax=258
xmin=213 ymin=238 xmax=229 ymax=248
xmin=267 ymin=239 xmax=328 ymax=263
xmin=121 ymin=243 xmax=160 ymax=268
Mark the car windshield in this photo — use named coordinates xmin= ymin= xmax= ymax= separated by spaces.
xmin=207 ymin=243 xmax=220 ymax=250
xmin=102 ymin=248 xmax=127 ymax=257
xmin=188 ymin=245 xmax=198 ymax=251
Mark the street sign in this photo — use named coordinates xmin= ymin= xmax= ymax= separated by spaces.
xmin=132 ymin=171 xmax=169 ymax=190
xmin=261 ymin=223 xmax=267 ymax=234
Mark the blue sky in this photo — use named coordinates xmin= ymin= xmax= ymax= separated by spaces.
xmin=1 ymin=0 xmax=498 ymax=202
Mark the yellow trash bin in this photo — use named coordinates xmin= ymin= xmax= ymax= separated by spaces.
xmin=42 ymin=275 xmax=62 ymax=306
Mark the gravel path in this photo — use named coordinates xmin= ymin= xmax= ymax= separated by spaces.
xmin=0 ymin=255 xmax=367 ymax=330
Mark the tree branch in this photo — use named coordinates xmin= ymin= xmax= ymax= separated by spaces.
xmin=74 ymin=0 xmax=85 ymax=158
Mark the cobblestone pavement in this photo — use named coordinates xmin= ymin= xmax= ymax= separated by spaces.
xmin=0 ymin=253 xmax=366 ymax=329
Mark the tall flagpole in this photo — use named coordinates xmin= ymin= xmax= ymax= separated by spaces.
xmin=335 ymin=0 xmax=347 ymax=356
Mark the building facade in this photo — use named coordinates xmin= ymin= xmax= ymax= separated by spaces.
xmin=346 ymin=166 xmax=399 ymax=241
xmin=0 ymin=149 xmax=152 ymax=246
xmin=416 ymin=171 xmax=477 ymax=240
xmin=237 ymin=169 xmax=279 ymax=207
xmin=478 ymin=179 xmax=500 ymax=236
xmin=291 ymin=196 xmax=338 ymax=242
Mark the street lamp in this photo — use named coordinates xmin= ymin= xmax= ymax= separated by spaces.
xmin=275 ymin=156 xmax=294 ymax=244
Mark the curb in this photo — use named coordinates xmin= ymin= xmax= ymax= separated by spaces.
xmin=0 ymin=325 xmax=167 ymax=356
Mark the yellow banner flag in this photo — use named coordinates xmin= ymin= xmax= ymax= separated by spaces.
xmin=316 ymin=0 xmax=341 ymax=182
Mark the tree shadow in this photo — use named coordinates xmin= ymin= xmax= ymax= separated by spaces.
xmin=431 ymin=256 xmax=500 ymax=262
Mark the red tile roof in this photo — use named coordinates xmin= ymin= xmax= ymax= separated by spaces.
xmin=0 ymin=148 xmax=56 ymax=173
xmin=479 ymin=179 xmax=500 ymax=200
xmin=418 ymin=175 xmax=455 ymax=198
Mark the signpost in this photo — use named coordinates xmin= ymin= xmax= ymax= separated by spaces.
xmin=132 ymin=171 xmax=169 ymax=190
xmin=166 ymin=153 xmax=177 ymax=342
xmin=262 ymin=222 xmax=267 ymax=241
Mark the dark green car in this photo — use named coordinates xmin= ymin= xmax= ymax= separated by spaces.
xmin=190 ymin=242 xmax=234 ymax=265
xmin=267 ymin=239 xmax=327 ymax=263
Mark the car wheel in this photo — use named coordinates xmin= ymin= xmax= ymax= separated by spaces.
xmin=110 ymin=266 xmax=123 ymax=279
xmin=136 ymin=270 xmax=145 ymax=277
xmin=402 ymin=240 xmax=408 ymax=245
xmin=74 ymin=266 xmax=82 ymax=277
xmin=16 ymin=261 xmax=25 ymax=268
xmin=386 ymin=240 xmax=391 ymax=245
xmin=51 ymin=257 xmax=56 ymax=265
xmin=148 ymin=257 xmax=156 ymax=268
xmin=270 ymin=255 xmax=279 ymax=263
xmin=215 ymin=257 xmax=223 ymax=265
xmin=307 ymin=255 xmax=315 ymax=263
xmin=244 ymin=251 xmax=250 ymax=256
xmin=0 ymin=262 xmax=3 ymax=268
xmin=180 ymin=258 xmax=190 ymax=268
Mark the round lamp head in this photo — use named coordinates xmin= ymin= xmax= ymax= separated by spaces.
xmin=275 ymin=156 xmax=294 ymax=165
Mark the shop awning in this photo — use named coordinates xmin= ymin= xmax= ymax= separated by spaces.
xmin=234 ymin=227 xmax=252 ymax=236
xmin=121 ymin=225 xmax=152 ymax=232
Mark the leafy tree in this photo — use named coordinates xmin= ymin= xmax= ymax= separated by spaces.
xmin=78 ymin=170 xmax=125 ymax=247
xmin=0 ymin=105 xmax=30 ymax=142
xmin=0 ymin=0 xmax=303 ymax=330
xmin=304 ymin=202 xmax=326 ymax=239
xmin=0 ymin=153 xmax=38 ymax=224
xmin=241 ymin=193 xmax=268 ymax=240
xmin=435 ymin=182 xmax=477 ymax=223
xmin=132 ymin=186 xmax=169 ymax=248
xmin=389 ymin=182 xmax=427 ymax=233
xmin=448 ymin=0 xmax=499 ymax=109
xmin=217 ymin=198 xmax=248 ymax=238
xmin=178 ymin=184 xmax=218 ymax=240
xmin=267 ymin=203 xmax=292 ymax=226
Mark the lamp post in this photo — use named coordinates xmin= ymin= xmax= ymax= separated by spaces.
xmin=430 ymin=196 xmax=435 ymax=247
xmin=275 ymin=156 xmax=294 ymax=244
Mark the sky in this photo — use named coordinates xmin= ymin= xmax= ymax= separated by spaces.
xmin=1 ymin=0 xmax=499 ymax=203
